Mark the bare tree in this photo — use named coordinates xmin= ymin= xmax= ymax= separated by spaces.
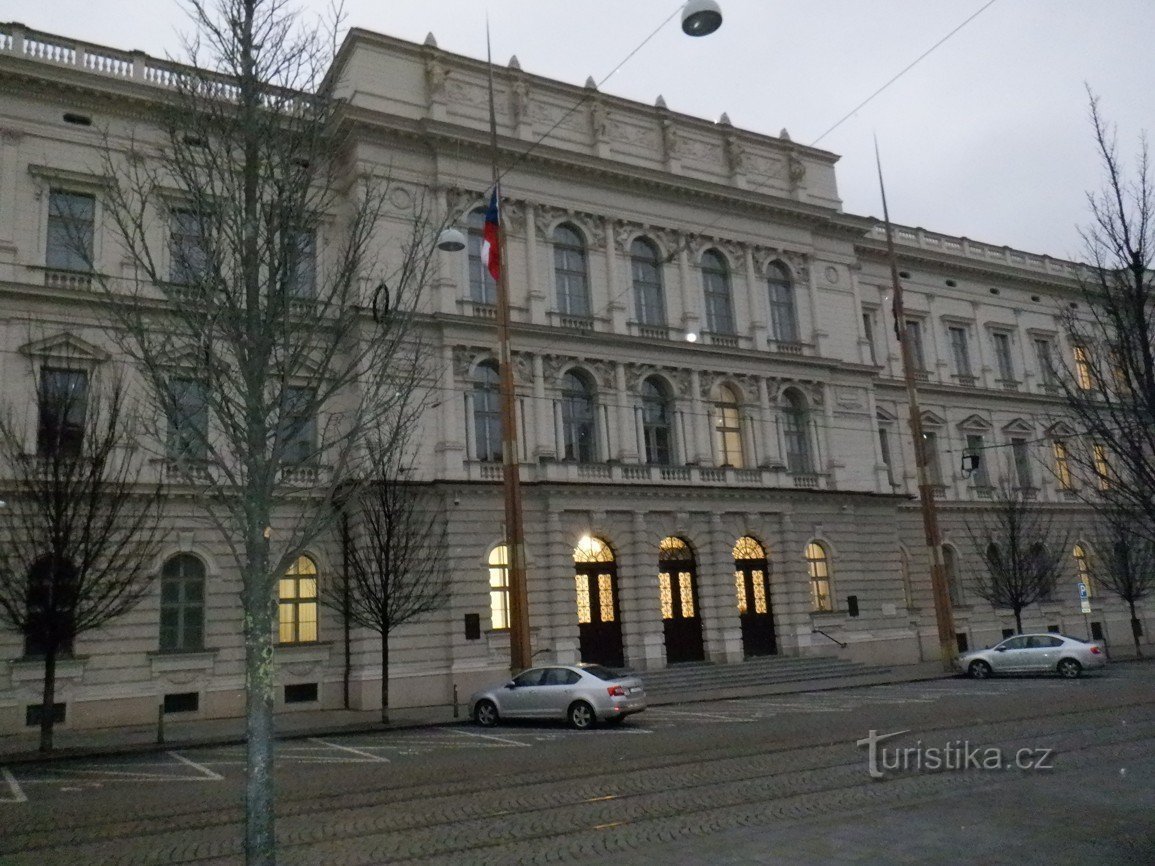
xmin=1089 ymin=511 xmax=1155 ymax=658
xmin=0 ymin=371 xmax=166 ymax=752
xmin=327 ymin=425 xmax=449 ymax=724
xmin=87 ymin=2 xmax=441 ymax=860
xmin=966 ymin=475 xmax=1071 ymax=634
xmin=1052 ymin=91 xmax=1155 ymax=546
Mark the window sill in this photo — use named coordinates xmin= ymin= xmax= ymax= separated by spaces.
xmin=149 ymin=649 xmax=218 ymax=675
xmin=8 ymin=656 xmax=88 ymax=682
xmin=274 ymin=642 xmax=331 ymax=668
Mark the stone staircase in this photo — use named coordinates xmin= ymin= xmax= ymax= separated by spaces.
xmin=633 ymin=654 xmax=893 ymax=702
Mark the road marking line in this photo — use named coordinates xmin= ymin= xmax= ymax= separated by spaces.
xmin=1 ymin=767 xmax=27 ymax=803
xmin=454 ymin=729 xmax=532 ymax=747
xmin=309 ymin=738 xmax=390 ymax=763
xmin=169 ymin=751 xmax=225 ymax=780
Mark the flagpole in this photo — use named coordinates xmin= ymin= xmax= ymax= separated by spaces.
xmin=875 ymin=137 xmax=957 ymax=672
xmin=486 ymin=20 xmax=533 ymax=674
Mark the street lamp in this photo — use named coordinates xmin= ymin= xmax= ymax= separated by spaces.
xmin=436 ymin=227 xmax=466 ymax=252
xmin=682 ymin=0 xmax=723 ymax=36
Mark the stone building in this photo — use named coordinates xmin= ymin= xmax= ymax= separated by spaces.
xmin=0 ymin=22 xmax=1148 ymax=734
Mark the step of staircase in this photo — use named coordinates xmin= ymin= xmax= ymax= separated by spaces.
xmin=634 ymin=655 xmax=893 ymax=698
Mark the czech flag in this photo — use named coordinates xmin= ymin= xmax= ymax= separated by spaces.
xmin=481 ymin=186 xmax=501 ymax=282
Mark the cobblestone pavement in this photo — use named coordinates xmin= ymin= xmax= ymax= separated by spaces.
xmin=1 ymin=665 xmax=1152 ymax=864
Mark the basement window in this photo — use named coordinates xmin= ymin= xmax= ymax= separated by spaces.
xmin=164 ymin=692 xmax=200 ymax=714
xmin=63 ymin=112 xmax=92 ymax=126
xmin=284 ymin=682 xmax=319 ymax=704
xmin=25 ymin=703 xmax=67 ymax=726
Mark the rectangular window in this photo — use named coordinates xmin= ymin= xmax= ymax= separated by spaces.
xmin=878 ymin=426 xmax=895 ymax=485
xmin=47 ymin=190 xmax=95 ymax=272
xmin=37 ymin=367 xmax=89 ymax=458
xmin=278 ymin=386 xmax=316 ymax=464
xmin=169 ymin=209 xmax=209 ymax=285
xmin=166 ymin=378 xmax=208 ymax=461
xmin=1093 ymin=443 xmax=1111 ymax=490
xmin=992 ymin=332 xmax=1015 ymax=382
xmin=1052 ymin=440 xmax=1072 ymax=490
xmin=1011 ymin=437 xmax=1033 ymax=489
xmin=278 ymin=572 xmax=318 ymax=643
xmin=922 ymin=430 xmax=943 ymax=486
xmin=904 ymin=319 xmax=926 ymax=370
xmin=163 ymin=692 xmax=200 ymax=714
xmin=862 ymin=310 xmax=878 ymax=364
xmin=965 ymin=434 xmax=990 ymax=487
xmin=1034 ymin=338 xmax=1056 ymax=387
xmin=948 ymin=326 xmax=972 ymax=379
xmin=1073 ymin=346 xmax=1093 ymax=390
xmin=768 ymin=283 xmax=799 ymax=343
xmin=284 ymin=683 xmax=319 ymax=704
xmin=489 ymin=546 xmax=510 ymax=630
xmin=25 ymin=703 xmax=67 ymax=727
xmin=286 ymin=229 xmax=316 ymax=298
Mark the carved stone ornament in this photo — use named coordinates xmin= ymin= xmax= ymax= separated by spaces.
xmin=511 ymin=78 xmax=530 ymax=126
xmin=725 ymin=135 xmax=746 ymax=174
xmin=661 ymin=118 xmax=679 ymax=160
xmin=788 ymin=154 xmax=807 ymax=187
xmin=533 ymin=205 xmax=605 ymax=249
xmin=425 ymin=56 xmax=449 ymax=101
xmin=824 ymin=265 xmax=840 ymax=285
xmin=590 ymin=101 xmax=609 ymax=141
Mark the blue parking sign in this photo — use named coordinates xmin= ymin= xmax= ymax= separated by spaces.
xmin=1078 ymin=581 xmax=1088 ymax=600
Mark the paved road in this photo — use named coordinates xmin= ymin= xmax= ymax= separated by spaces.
xmin=2 ymin=666 xmax=1153 ymax=864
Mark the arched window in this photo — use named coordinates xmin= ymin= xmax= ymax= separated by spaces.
xmin=732 ymin=536 xmax=768 ymax=615
xmin=767 ymin=262 xmax=799 ymax=344
xmin=553 ymin=224 xmax=590 ymax=316
xmin=573 ymin=536 xmax=617 ymax=628
xmin=1072 ymin=543 xmax=1093 ymax=598
xmin=641 ymin=377 xmax=673 ymax=465
xmin=487 ymin=544 xmax=511 ymax=630
xmin=783 ymin=389 xmax=813 ymax=474
xmin=279 ymin=556 xmax=318 ymax=644
xmin=160 ymin=554 xmax=206 ymax=652
xmin=561 ymin=370 xmax=597 ymax=462
xmin=472 ymin=362 xmax=502 ymax=462
xmin=701 ymin=249 xmax=735 ymax=335
xmin=466 ymin=208 xmax=497 ymax=304
xmin=944 ymin=545 xmax=963 ymax=606
xmin=631 ymin=237 xmax=666 ymax=326
xmin=713 ymin=384 xmax=744 ymax=468
xmin=805 ymin=542 xmax=832 ymax=612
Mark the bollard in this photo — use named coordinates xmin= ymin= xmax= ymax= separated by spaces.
xmin=452 ymin=684 xmax=459 ymax=719
xmin=156 ymin=703 xmax=165 ymax=745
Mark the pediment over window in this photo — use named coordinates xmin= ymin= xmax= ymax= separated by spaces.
xmin=18 ymin=333 xmax=110 ymax=365
xmin=1002 ymin=417 xmax=1035 ymax=435
xmin=875 ymin=406 xmax=899 ymax=423
xmin=920 ymin=410 xmax=947 ymax=427
xmin=957 ymin=414 xmax=993 ymax=433
xmin=1046 ymin=421 xmax=1077 ymax=438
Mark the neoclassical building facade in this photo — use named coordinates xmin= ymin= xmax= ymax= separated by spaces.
xmin=0 ymin=22 xmax=1148 ymax=734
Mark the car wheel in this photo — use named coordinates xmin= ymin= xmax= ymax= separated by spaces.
xmin=568 ymin=701 xmax=596 ymax=730
xmin=474 ymin=699 xmax=499 ymax=727
xmin=968 ymin=660 xmax=992 ymax=680
xmin=1057 ymin=658 xmax=1082 ymax=679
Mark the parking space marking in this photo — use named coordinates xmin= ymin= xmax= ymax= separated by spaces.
xmin=455 ymin=728 xmax=534 ymax=747
xmin=1 ymin=767 xmax=27 ymax=803
xmin=168 ymin=750 xmax=225 ymax=780
xmin=307 ymin=738 xmax=390 ymax=763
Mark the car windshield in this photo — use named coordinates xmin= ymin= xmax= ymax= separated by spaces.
xmin=581 ymin=665 xmax=622 ymax=681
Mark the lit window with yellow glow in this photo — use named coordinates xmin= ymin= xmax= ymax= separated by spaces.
xmin=1052 ymin=440 xmax=1072 ymax=490
xmin=805 ymin=542 xmax=832 ymax=612
xmin=1073 ymin=346 xmax=1093 ymax=390
xmin=1093 ymin=444 xmax=1111 ymax=490
xmin=279 ymin=555 xmax=318 ymax=643
xmin=1073 ymin=544 xmax=1093 ymax=598
xmin=489 ymin=544 xmax=510 ymax=630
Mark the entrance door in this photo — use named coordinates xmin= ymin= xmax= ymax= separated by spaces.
xmin=734 ymin=536 xmax=777 ymax=657
xmin=658 ymin=536 xmax=705 ymax=664
xmin=574 ymin=536 xmax=625 ymax=668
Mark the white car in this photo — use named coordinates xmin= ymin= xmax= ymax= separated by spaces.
xmin=958 ymin=633 xmax=1107 ymax=679
xmin=470 ymin=663 xmax=646 ymax=729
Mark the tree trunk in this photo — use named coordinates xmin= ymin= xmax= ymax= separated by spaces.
xmin=1130 ymin=600 xmax=1143 ymax=659
xmin=380 ymin=632 xmax=390 ymax=725
xmin=39 ymin=645 xmax=57 ymax=753
xmin=243 ymin=544 xmax=276 ymax=866
xmin=1013 ymin=607 xmax=1023 ymax=634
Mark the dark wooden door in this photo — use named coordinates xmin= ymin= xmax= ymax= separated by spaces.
xmin=659 ymin=563 xmax=705 ymax=664
xmin=575 ymin=564 xmax=624 ymax=668
xmin=736 ymin=558 xmax=777 ymax=657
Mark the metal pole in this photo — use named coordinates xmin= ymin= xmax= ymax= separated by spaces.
xmin=875 ymin=142 xmax=957 ymax=672
xmin=486 ymin=24 xmax=532 ymax=675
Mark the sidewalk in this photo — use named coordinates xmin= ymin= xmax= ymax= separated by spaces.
xmin=1 ymin=660 xmax=955 ymax=764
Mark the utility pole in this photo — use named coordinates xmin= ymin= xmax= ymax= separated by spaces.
xmin=876 ymin=143 xmax=957 ymax=672
xmin=485 ymin=25 xmax=532 ymax=674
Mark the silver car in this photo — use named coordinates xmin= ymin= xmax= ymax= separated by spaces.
xmin=958 ymin=633 xmax=1107 ymax=679
xmin=470 ymin=663 xmax=646 ymax=729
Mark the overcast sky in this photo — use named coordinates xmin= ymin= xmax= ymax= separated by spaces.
xmin=6 ymin=1 xmax=1152 ymax=259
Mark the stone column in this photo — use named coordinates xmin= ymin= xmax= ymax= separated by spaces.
xmin=614 ymin=362 xmax=636 ymax=462
xmin=689 ymin=369 xmax=710 ymax=464
xmin=525 ymin=204 xmax=545 ymax=324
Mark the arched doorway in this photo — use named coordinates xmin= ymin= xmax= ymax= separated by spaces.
xmin=658 ymin=537 xmax=705 ymax=664
xmin=574 ymin=536 xmax=624 ymax=667
xmin=733 ymin=536 xmax=776 ymax=657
